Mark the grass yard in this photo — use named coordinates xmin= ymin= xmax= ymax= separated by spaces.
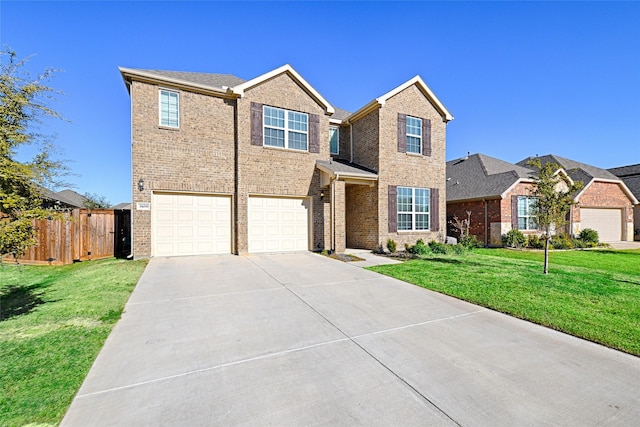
xmin=0 ymin=258 xmax=147 ymax=426
xmin=369 ymin=249 xmax=640 ymax=356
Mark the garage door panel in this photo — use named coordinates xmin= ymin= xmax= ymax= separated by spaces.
xmin=152 ymin=193 xmax=231 ymax=257
xmin=581 ymin=208 xmax=622 ymax=242
xmin=248 ymin=197 xmax=309 ymax=253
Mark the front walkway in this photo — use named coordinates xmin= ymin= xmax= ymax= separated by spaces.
xmin=62 ymin=252 xmax=640 ymax=426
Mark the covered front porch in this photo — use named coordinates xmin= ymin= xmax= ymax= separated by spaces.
xmin=316 ymin=160 xmax=378 ymax=253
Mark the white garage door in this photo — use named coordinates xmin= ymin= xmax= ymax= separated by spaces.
xmin=152 ymin=193 xmax=231 ymax=257
xmin=580 ymin=208 xmax=622 ymax=242
xmin=248 ymin=197 xmax=309 ymax=253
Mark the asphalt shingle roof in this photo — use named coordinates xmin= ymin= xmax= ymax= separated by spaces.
xmin=609 ymin=164 xmax=640 ymax=199
xmin=135 ymin=69 xmax=246 ymax=90
xmin=446 ymin=153 xmax=535 ymax=202
xmin=516 ymin=154 xmax=621 ymax=183
xmin=316 ymin=159 xmax=378 ymax=178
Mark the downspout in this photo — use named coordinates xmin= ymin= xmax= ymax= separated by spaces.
xmin=483 ymin=198 xmax=488 ymax=247
xmin=349 ymin=123 xmax=354 ymax=164
xmin=569 ymin=205 xmax=574 ymax=237
xmin=128 ymin=80 xmax=135 ymax=259
xmin=331 ymin=178 xmax=336 ymax=252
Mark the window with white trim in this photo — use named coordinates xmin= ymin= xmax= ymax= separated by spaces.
xmin=329 ymin=126 xmax=339 ymax=155
xmin=406 ymin=116 xmax=422 ymax=154
xmin=397 ymin=187 xmax=430 ymax=231
xmin=159 ymin=90 xmax=179 ymax=128
xmin=263 ymin=106 xmax=308 ymax=151
xmin=517 ymin=196 xmax=538 ymax=230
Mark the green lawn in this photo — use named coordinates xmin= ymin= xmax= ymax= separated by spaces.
xmin=369 ymin=249 xmax=640 ymax=356
xmin=0 ymin=258 xmax=147 ymax=426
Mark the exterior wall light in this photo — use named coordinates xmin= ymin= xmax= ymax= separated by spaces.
xmin=138 ymin=178 xmax=144 ymax=192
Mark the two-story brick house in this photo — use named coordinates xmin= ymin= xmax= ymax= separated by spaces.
xmin=119 ymin=64 xmax=453 ymax=258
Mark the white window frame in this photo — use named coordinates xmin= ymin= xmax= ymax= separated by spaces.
xmin=263 ymin=106 xmax=308 ymax=151
xmin=397 ymin=186 xmax=430 ymax=231
xmin=406 ymin=116 xmax=422 ymax=154
xmin=159 ymin=89 xmax=179 ymax=128
xmin=517 ymin=196 xmax=538 ymax=231
xmin=329 ymin=126 xmax=339 ymax=155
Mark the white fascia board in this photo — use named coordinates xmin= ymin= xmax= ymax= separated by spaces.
xmin=315 ymin=163 xmax=378 ymax=181
xmin=577 ymin=178 xmax=639 ymax=205
xmin=499 ymin=178 xmax=535 ymax=199
xmin=118 ymin=67 xmax=230 ymax=96
xmin=329 ymin=118 xmax=343 ymax=125
xmin=376 ymin=75 xmax=454 ymax=122
xmin=231 ymin=64 xmax=335 ymax=115
xmin=553 ymin=168 xmax=575 ymax=186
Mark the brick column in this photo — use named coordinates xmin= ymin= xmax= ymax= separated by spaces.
xmin=332 ymin=180 xmax=346 ymax=253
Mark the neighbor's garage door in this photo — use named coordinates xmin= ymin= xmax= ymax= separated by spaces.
xmin=580 ymin=208 xmax=622 ymax=242
xmin=152 ymin=193 xmax=231 ymax=256
xmin=248 ymin=197 xmax=309 ymax=253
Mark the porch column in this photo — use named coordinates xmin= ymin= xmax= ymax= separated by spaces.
xmin=332 ymin=180 xmax=346 ymax=253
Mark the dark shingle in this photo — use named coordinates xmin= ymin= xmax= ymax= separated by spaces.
xmin=135 ymin=69 xmax=246 ymax=90
xmin=517 ymin=155 xmax=620 ymax=183
xmin=446 ymin=153 xmax=535 ymax=202
xmin=609 ymin=164 xmax=640 ymax=199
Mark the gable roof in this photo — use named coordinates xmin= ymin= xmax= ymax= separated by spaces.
xmin=120 ymin=64 xmax=335 ymax=115
xmin=517 ymin=154 xmax=621 ymax=182
xmin=517 ymin=155 xmax=638 ymax=204
xmin=348 ymin=75 xmax=453 ymax=123
xmin=40 ymin=188 xmax=87 ymax=208
xmin=230 ymin=64 xmax=335 ymax=115
xmin=609 ymin=164 xmax=640 ymax=200
xmin=446 ymin=153 xmax=535 ymax=202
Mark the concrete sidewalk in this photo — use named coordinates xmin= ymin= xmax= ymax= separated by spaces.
xmin=62 ymin=252 xmax=640 ymax=426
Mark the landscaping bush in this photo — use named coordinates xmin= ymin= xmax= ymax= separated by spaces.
xmin=386 ymin=238 xmax=397 ymax=253
xmin=406 ymin=239 xmax=430 ymax=255
xmin=502 ymin=229 xmax=526 ymax=248
xmin=459 ymin=234 xmax=481 ymax=249
xmin=551 ymin=233 xmax=574 ymax=249
xmin=578 ymin=228 xmax=599 ymax=245
xmin=527 ymin=234 xmax=545 ymax=249
xmin=428 ymin=240 xmax=449 ymax=254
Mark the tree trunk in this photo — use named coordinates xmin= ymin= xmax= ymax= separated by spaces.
xmin=544 ymin=231 xmax=550 ymax=275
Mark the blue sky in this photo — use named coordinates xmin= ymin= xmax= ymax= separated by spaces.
xmin=2 ymin=1 xmax=639 ymax=205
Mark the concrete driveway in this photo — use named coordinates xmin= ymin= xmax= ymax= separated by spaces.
xmin=62 ymin=252 xmax=640 ymax=426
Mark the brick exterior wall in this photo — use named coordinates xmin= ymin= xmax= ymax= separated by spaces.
xmin=127 ymin=69 xmax=451 ymax=256
xmin=235 ymin=73 xmax=330 ymax=254
xmin=345 ymin=183 xmax=379 ymax=248
xmin=131 ymin=81 xmax=236 ymax=257
xmin=376 ymin=85 xmax=447 ymax=249
xmin=573 ymin=181 xmax=634 ymax=241
xmin=346 ymin=84 xmax=447 ymax=250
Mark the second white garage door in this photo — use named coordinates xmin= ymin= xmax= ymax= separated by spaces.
xmin=152 ymin=193 xmax=231 ymax=257
xmin=248 ymin=197 xmax=310 ymax=253
xmin=580 ymin=208 xmax=622 ymax=242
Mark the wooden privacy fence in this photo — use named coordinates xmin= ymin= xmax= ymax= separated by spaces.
xmin=11 ymin=209 xmax=120 ymax=265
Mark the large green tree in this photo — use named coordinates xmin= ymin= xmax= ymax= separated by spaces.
xmin=1 ymin=48 xmax=68 ymax=260
xmin=528 ymin=158 xmax=584 ymax=274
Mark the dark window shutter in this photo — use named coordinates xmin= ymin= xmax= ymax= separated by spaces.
xmin=250 ymin=102 xmax=263 ymax=146
xmin=511 ymin=195 xmax=519 ymax=229
xmin=309 ymin=113 xmax=320 ymax=153
xmin=430 ymin=188 xmax=439 ymax=231
xmin=423 ymin=118 xmax=432 ymax=157
xmin=397 ymin=113 xmax=406 ymax=153
xmin=388 ymin=185 xmax=397 ymax=233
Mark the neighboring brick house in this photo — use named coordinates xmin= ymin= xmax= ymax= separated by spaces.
xmin=446 ymin=153 xmax=637 ymax=246
xmin=608 ymin=164 xmax=640 ymax=241
xmin=119 ymin=64 xmax=453 ymax=258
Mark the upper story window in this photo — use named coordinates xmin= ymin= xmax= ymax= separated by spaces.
xmin=517 ymin=196 xmax=538 ymax=230
xmin=405 ymin=116 xmax=422 ymax=154
xmin=159 ymin=89 xmax=179 ymax=128
xmin=397 ymin=186 xmax=430 ymax=231
xmin=264 ymin=106 xmax=308 ymax=151
xmin=329 ymin=126 xmax=339 ymax=155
